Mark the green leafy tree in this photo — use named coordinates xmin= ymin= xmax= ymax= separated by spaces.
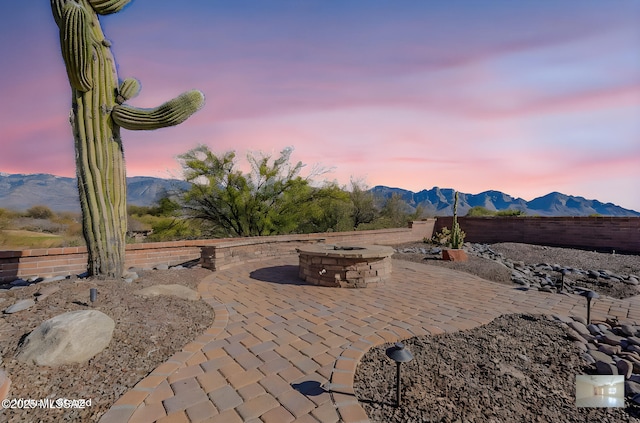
xmin=357 ymin=193 xmax=423 ymax=230
xmin=290 ymin=183 xmax=352 ymax=234
xmin=178 ymin=146 xmax=346 ymax=237
xmin=380 ymin=193 xmax=423 ymax=227
xmin=348 ymin=179 xmax=377 ymax=229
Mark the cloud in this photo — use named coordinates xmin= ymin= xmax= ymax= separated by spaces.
xmin=1 ymin=1 xmax=639 ymax=212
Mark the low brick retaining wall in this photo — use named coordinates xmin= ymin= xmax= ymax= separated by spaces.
xmin=0 ymin=240 xmax=222 ymax=283
xmin=0 ymin=220 xmax=435 ymax=282
xmin=3 ymin=216 xmax=637 ymax=282
xmin=201 ymin=220 xmax=435 ymax=271
xmin=434 ymin=216 xmax=640 ymax=253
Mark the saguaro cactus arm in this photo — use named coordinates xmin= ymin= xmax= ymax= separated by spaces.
xmin=59 ymin=2 xmax=93 ymax=92
xmin=51 ymin=0 xmax=66 ymax=26
xmin=112 ymin=90 xmax=205 ymax=130
xmin=88 ymin=0 xmax=132 ymax=15
xmin=116 ymin=78 xmax=141 ymax=104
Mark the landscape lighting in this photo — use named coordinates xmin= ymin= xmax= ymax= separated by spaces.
xmin=581 ymin=290 xmax=599 ymax=324
xmin=385 ymin=342 xmax=414 ymax=407
xmin=90 ymin=288 xmax=97 ymax=304
xmin=557 ymin=269 xmax=570 ymax=293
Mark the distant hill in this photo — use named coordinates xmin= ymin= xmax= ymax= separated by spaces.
xmin=0 ymin=173 xmax=189 ymax=212
xmin=1 ymin=173 xmax=638 ymax=216
xmin=369 ymin=186 xmax=640 ymax=217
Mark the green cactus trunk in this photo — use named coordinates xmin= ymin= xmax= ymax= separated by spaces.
xmin=72 ymin=69 xmax=126 ymax=278
xmin=450 ymin=191 xmax=464 ymax=249
xmin=51 ymin=0 xmax=204 ymax=278
xmin=66 ymin=1 xmax=126 ymax=278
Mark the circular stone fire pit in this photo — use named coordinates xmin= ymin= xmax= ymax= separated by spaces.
xmin=296 ymin=244 xmax=394 ymax=288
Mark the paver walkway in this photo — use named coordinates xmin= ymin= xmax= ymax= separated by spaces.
xmin=100 ymin=257 xmax=640 ymax=423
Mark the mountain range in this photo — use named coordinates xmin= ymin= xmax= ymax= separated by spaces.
xmin=0 ymin=173 xmax=188 ymax=213
xmin=369 ymin=186 xmax=640 ymax=217
xmin=0 ymin=172 xmax=638 ymax=217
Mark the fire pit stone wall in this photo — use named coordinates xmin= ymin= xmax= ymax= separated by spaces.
xmin=297 ymin=244 xmax=394 ymax=288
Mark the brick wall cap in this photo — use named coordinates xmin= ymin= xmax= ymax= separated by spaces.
xmin=296 ymin=244 xmax=394 ymax=259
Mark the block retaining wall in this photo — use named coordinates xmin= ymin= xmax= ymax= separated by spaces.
xmin=434 ymin=216 xmax=640 ymax=253
xmin=0 ymin=220 xmax=436 ymax=282
xmin=200 ymin=219 xmax=435 ymax=271
xmin=4 ymin=217 xmax=638 ymax=283
xmin=0 ymin=240 xmax=224 ymax=283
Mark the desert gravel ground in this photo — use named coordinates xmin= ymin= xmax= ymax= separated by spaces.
xmin=0 ymin=242 xmax=638 ymax=422
xmin=354 ymin=313 xmax=638 ymax=423
xmin=0 ymin=266 xmax=213 ymax=422
xmin=356 ymin=242 xmax=640 ymax=422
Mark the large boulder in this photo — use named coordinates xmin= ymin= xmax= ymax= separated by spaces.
xmin=134 ymin=284 xmax=200 ymax=301
xmin=15 ymin=310 xmax=114 ymax=367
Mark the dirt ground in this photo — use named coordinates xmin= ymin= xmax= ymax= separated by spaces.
xmin=0 ymin=266 xmax=213 ymax=422
xmin=355 ymin=242 xmax=640 ymax=422
xmin=354 ymin=314 xmax=638 ymax=423
xmin=0 ymin=242 xmax=638 ymax=422
xmin=393 ymin=242 xmax=640 ymax=299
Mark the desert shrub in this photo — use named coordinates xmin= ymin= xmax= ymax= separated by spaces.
xmin=146 ymin=217 xmax=201 ymax=242
xmin=53 ymin=211 xmax=81 ymax=223
xmin=495 ymin=209 xmax=525 ymax=216
xmin=16 ymin=218 xmax=66 ymax=234
xmin=62 ymin=237 xmax=84 ymax=247
xmin=0 ymin=208 xmax=12 ymax=231
xmin=1 ymin=209 xmax=84 ymax=248
xmin=127 ymin=214 xmax=201 ymax=242
xmin=466 ymin=207 xmax=525 ymax=217
xmin=355 ymin=218 xmax=395 ymax=231
xmin=26 ymin=205 xmax=55 ymax=220
xmin=128 ymin=205 xmax=153 ymax=217
xmin=128 ymin=216 xmax=153 ymax=233
xmin=466 ymin=206 xmax=495 ymax=217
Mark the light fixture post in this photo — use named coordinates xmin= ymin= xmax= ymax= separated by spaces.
xmin=581 ymin=290 xmax=599 ymax=324
xmin=385 ymin=342 xmax=414 ymax=407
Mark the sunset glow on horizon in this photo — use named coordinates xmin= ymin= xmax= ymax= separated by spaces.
xmin=1 ymin=1 xmax=639 ymax=210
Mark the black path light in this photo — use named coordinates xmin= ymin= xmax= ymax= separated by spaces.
xmin=90 ymin=288 xmax=98 ymax=304
xmin=385 ymin=342 xmax=414 ymax=407
xmin=581 ymin=290 xmax=599 ymax=324
xmin=557 ymin=269 xmax=570 ymax=293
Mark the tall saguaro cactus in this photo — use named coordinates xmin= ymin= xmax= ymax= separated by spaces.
xmin=450 ymin=191 xmax=465 ymax=249
xmin=51 ymin=0 xmax=205 ymax=278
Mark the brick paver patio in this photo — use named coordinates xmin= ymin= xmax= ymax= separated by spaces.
xmin=100 ymin=257 xmax=640 ymax=422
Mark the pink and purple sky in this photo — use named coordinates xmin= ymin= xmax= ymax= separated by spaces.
xmin=1 ymin=1 xmax=639 ymax=211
